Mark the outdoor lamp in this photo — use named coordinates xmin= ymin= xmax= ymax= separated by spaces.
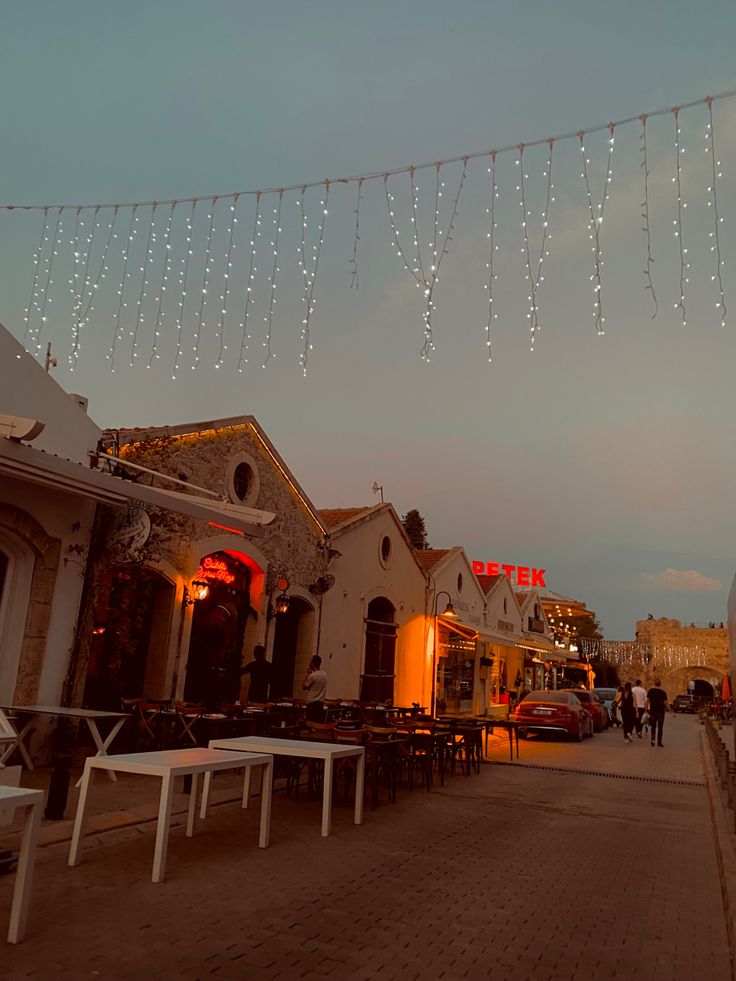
xmin=434 ymin=590 xmax=457 ymax=618
xmin=274 ymin=590 xmax=291 ymax=615
xmin=182 ymin=579 xmax=210 ymax=607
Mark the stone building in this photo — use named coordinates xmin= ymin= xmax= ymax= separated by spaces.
xmin=634 ymin=617 xmax=729 ymax=697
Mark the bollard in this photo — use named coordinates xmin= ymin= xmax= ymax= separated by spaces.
xmin=44 ymin=752 xmax=71 ymax=820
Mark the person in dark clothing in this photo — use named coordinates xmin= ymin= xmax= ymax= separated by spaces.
xmin=620 ymin=682 xmax=637 ymax=742
xmin=240 ymin=645 xmax=273 ymax=703
xmin=646 ymin=679 xmax=669 ymax=746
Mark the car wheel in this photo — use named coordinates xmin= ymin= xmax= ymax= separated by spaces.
xmin=574 ymin=720 xmax=584 ymax=742
xmin=585 ymin=718 xmax=595 ymax=738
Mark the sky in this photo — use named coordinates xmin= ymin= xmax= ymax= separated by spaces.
xmin=1 ymin=0 xmax=735 ymax=637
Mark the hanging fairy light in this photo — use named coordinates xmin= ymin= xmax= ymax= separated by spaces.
xmin=109 ymin=206 xmax=138 ymax=371
xmin=149 ymin=202 xmax=176 ymax=368
xmin=34 ymin=206 xmax=64 ymax=355
xmin=22 ymin=207 xmax=50 ymax=349
xmin=297 ymin=181 xmax=329 ymax=375
xmin=130 ymin=203 xmax=157 ymax=365
xmin=214 ymin=193 xmax=240 ymax=369
xmin=349 ymin=177 xmax=363 ymax=289
xmin=517 ymin=140 xmax=554 ymax=351
xmin=77 ymin=207 xmax=118 ymax=342
xmin=69 ymin=208 xmax=84 ymax=362
xmin=705 ymin=96 xmax=726 ymax=327
xmin=672 ymin=108 xmax=690 ymax=326
xmin=262 ymin=190 xmax=283 ymax=367
xmin=483 ymin=150 xmax=500 ymax=362
xmin=192 ymin=198 xmax=217 ymax=370
xmin=172 ymin=201 xmax=195 ymax=380
xmin=639 ymin=116 xmax=658 ymax=318
xmin=579 ymin=124 xmax=615 ymax=336
xmin=237 ymin=192 xmax=261 ymax=372
xmin=69 ymin=206 xmax=98 ymax=369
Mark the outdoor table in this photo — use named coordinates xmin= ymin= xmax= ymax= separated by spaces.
xmin=208 ymin=735 xmax=365 ymax=837
xmin=0 ymin=705 xmax=130 ymax=786
xmin=0 ymin=786 xmax=43 ymax=943
xmin=68 ymin=747 xmax=272 ymax=883
xmin=484 ymin=718 xmax=520 ymax=761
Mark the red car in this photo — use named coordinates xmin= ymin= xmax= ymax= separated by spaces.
xmin=568 ymin=688 xmax=609 ymax=732
xmin=514 ymin=690 xmax=594 ymax=741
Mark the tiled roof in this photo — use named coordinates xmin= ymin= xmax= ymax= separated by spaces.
xmin=318 ymin=507 xmax=375 ymax=529
xmin=413 ymin=548 xmax=450 ymax=572
xmin=477 ymin=573 xmax=505 ymax=594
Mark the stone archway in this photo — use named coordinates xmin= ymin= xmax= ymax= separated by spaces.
xmin=660 ymin=664 xmax=724 ymax=699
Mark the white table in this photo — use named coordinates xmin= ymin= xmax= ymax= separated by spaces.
xmin=209 ymin=736 xmax=365 ymax=837
xmin=68 ymin=748 xmax=272 ymax=883
xmin=0 ymin=705 xmax=130 ymax=786
xmin=0 ymin=786 xmax=43 ymax=943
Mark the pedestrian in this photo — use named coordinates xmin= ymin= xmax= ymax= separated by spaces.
xmin=620 ymin=682 xmax=637 ymax=742
xmin=611 ymin=685 xmax=624 ymax=728
xmin=240 ymin=644 xmax=272 ymax=704
xmin=303 ymin=654 xmax=328 ymax=721
xmin=646 ymin=678 xmax=669 ymax=747
xmin=632 ymin=678 xmax=647 ymax=738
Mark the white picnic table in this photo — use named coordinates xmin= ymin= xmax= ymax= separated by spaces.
xmin=0 ymin=785 xmax=44 ymax=943
xmin=68 ymin=747 xmax=272 ymax=883
xmin=208 ymin=735 xmax=365 ymax=837
xmin=0 ymin=705 xmax=130 ymax=786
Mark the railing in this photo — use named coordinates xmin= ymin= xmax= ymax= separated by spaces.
xmin=703 ymin=715 xmax=736 ymax=832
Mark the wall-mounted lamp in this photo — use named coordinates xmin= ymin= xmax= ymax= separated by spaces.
xmin=268 ymin=576 xmax=291 ymax=619
xmin=434 ymin=590 xmax=457 ymax=619
xmin=182 ymin=579 xmax=210 ymax=608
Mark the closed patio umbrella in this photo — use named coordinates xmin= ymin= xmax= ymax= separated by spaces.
xmin=722 ymin=675 xmax=731 ymax=701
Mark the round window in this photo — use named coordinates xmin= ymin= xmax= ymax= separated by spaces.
xmin=233 ymin=463 xmax=253 ymax=502
xmin=457 ymin=572 xmax=463 ymax=593
xmin=226 ymin=452 xmax=261 ymax=508
xmin=379 ymin=535 xmax=392 ymax=567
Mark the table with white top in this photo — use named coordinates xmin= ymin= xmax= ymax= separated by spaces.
xmin=208 ymin=736 xmax=365 ymax=837
xmin=0 ymin=785 xmax=44 ymax=943
xmin=0 ymin=705 xmax=130 ymax=785
xmin=68 ymin=747 xmax=273 ymax=883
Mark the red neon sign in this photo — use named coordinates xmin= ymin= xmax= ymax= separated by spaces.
xmin=197 ymin=556 xmax=236 ymax=586
xmin=473 ymin=561 xmax=546 ymax=588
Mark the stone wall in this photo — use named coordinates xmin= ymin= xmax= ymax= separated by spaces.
xmin=633 ymin=617 xmax=729 ymax=696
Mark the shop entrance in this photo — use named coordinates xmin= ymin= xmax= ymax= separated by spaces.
xmin=436 ymin=621 xmax=478 ymax=715
xmin=360 ymin=597 xmax=397 ymax=703
xmin=270 ymin=596 xmax=315 ymax=699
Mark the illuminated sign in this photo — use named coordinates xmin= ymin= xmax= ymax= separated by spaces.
xmin=197 ymin=555 xmax=236 ymax=586
xmin=473 ymin=561 xmax=546 ymax=588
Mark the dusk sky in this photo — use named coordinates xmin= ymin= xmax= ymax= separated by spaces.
xmin=1 ymin=1 xmax=735 ymax=637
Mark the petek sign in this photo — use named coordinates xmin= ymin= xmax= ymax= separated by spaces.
xmin=472 ymin=561 xmax=546 ymax=588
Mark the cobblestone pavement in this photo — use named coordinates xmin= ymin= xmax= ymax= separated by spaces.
xmin=1 ymin=715 xmax=731 ymax=981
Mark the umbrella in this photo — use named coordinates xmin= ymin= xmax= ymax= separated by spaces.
xmin=722 ymin=675 xmax=731 ymax=702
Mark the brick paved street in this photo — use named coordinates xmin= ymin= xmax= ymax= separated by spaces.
xmin=1 ymin=715 xmax=732 ymax=981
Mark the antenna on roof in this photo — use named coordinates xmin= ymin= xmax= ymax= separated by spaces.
xmin=371 ymin=481 xmax=384 ymax=503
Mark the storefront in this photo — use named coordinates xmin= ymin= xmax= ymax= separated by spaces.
xmin=435 ymin=617 xmax=479 ymax=715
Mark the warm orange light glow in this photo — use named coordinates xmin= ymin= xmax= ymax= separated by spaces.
xmin=207 ymin=521 xmax=246 ymax=536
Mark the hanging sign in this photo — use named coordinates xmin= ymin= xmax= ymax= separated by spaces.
xmin=109 ymin=506 xmax=151 ymax=554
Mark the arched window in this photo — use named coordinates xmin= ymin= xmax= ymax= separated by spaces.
xmin=361 ymin=597 xmax=397 ymax=703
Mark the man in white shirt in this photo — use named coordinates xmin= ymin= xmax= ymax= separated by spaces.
xmin=303 ymin=655 xmax=328 ymax=721
xmin=632 ymin=679 xmax=648 ymax=738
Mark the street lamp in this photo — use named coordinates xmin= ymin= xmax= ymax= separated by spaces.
xmin=431 ymin=590 xmax=458 ymax=716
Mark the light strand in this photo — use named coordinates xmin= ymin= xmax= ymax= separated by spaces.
xmin=262 ymin=190 xmax=283 ymax=367
xmin=34 ymin=207 xmax=64 ymax=354
xmin=149 ymin=202 xmax=176 ymax=368
xmin=237 ymin=192 xmax=261 ymax=372
xmin=172 ymin=201 xmax=195 ymax=380
xmin=349 ymin=177 xmax=363 ymax=289
xmin=384 ymin=175 xmax=424 ymax=287
xmin=130 ymin=202 xmax=157 ymax=365
xmin=78 ymin=207 xmax=118 ymax=326
xmin=518 ymin=141 xmax=554 ymax=351
xmin=482 ymin=152 xmax=500 ymax=362
xmin=639 ymin=116 xmax=658 ymax=318
xmin=70 ymin=206 xmax=97 ymax=369
xmin=705 ymin=97 xmax=726 ymax=327
xmin=297 ymin=181 xmax=330 ymax=375
xmin=109 ymin=206 xmax=138 ymax=371
xmin=214 ymin=193 xmax=239 ymax=369
xmin=69 ymin=208 xmax=84 ymax=364
xmin=672 ymin=108 xmax=690 ymax=326
xmin=192 ymin=198 xmax=217 ymax=370
xmin=579 ymin=124 xmax=615 ymax=335
xmin=409 ymin=166 xmax=427 ymax=283
xmin=22 ymin=208 xmax=49 ymax=347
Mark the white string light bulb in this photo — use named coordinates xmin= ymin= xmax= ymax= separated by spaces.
xmin=518 ymin=140 xmax=555 ymax=350
xmin=262 ymin=190 xmax=283 ymax=367
xmin=705 ymin=97 xmax=726 ymax=327
xmin=110 ymin=206 xmax=138 ymax=370
xmin=172 ymin=201 xmax=195 ymax=379
xmin=149 ymin=202 xmax=176 ymax=368
xmin=237 ymin=192 xmax=261 ymax=372
xmin=22 ymin=208 xmax=50 ymax=349
xmin=214 ymin=194 xmax=239 ymax=369
xmin=192 ymin=198 xmax=216 ymax=369
xmin=349 ymin=177 xmax=363 ymax=289
xmin=578 ymin=124 xmax=615 ymax=335
xmin=483 ymin=151 xmax=500 ymax=362
xmin=35 ymin=207 xmax=64 ymax=354
xmin=130 ymin=203 xmax=157 ymax=365
xmin=78 ymin=208 xmax=118 ymax=341
xmin=297 ymin=181 xmax=330 ymax=375
xmin=639 ymin=116 xmax=658 ymax=318
xmin=672 ymin=108 xmax=690 ymax=326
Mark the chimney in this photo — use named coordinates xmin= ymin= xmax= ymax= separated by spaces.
xmin=69 ymin=393 xmax=89 ymax=414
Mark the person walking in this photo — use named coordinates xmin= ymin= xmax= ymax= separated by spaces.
xmin=620 ymin=682 xmax=637 ymax=742
xmin=646 ymin=679 xmax=669 ymax=747
xmin=632 ymin=679 xmax=647 ymax=738
xmin=303 ymin=654 xmax=328 ymax=721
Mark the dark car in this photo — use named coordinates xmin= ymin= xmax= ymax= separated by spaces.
xmin=569 ymin=688 xmax=609 ymax=732
xmin=513 ymin=690 xmax=594 ymax=741
xmin=672 ymin=694 xmax=697 ymax=714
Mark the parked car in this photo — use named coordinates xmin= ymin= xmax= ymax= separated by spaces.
xmin=569 ymin=688 xmax=610 ymax=732
xmin=593 ymin=687 xmax=617 ymax=715
xmin=513 ymin=690 xmax=594 ymax=741
xmin=672 ymin=694 xmax=697 ymax=714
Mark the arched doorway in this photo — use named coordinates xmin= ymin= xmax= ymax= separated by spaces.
xmin=692 ymin=678 xmax=715 ymax=700
xmin=361 ymin=597 xmax=397 ymax=703
xmin=184 ymin=551 xmax=254 ymax=707
xmin=85 ymin=566 xmax=175 ymax=709
xmin=270 ymin=596 xmax=316 ymax=699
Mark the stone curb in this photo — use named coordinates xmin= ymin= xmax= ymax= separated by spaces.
xmin=701 ymin=729 xmax=736 ymax=980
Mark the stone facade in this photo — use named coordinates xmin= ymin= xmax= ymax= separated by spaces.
xmin=634 ymin=617 xmax=729 ymax=695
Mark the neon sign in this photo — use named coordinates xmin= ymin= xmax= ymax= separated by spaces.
xmin=473 ymin=561 xmax=546 ymax=588
xmin=197 ymin=555 xmax=236 ymax=586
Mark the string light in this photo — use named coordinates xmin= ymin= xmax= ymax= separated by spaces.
xmin=237 ymin=192 xmax=261 ymax=372
xmin=705 ymin=96 xmax=726 ymax=327
xmin=22 ymin=207 xmax=50 ymax=348
xmin=77 ymin=207 xmax=118 ymax=335
xmin=149 ymin=202 xmax=176 ymax=368
xmin=172 ymin=201 xmax=195 ymax=380
xmin=579 ymin=124 xmax=615 ymax=335
xmin=214 ymin=193 xmax=239 ymax=369
xmin=35 ymin=206 xmax=64 ymax=354
xmin=483 ymin=151 xmax=500 ymax=362
xmin=110 ymin=206 xmax=138 ymax=371
xmin=69 ymin=208 xmax=84 ymax=364
xmin=518 ymin=140 xmax=554 ymax=350
xmin=297 ymin=181 xmax=329 ymax=375
xmin=349 ymin=177 xmax=363 ymax=289
xmin=192 ymin=198 xmax=217 ymax=370
xmin=130 ymin=203 xmax=157 ymax=365
xmin=639 ymin=116 xmax=658 ymax=319
xmin=70 ymin=206 xmax=98 ymax=369
xmin=672 ymin=108 xmax=690 ymax=326
xmin=262 ymin=190 xmax=283 ymax=367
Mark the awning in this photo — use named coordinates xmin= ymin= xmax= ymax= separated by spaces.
xmin=437 ymin=614 xmax=479 ymax=640
xmin=0 ymin=437 xmax=269 ymax=538
xmin=516 ymin=639 xmax=558 ymax=657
